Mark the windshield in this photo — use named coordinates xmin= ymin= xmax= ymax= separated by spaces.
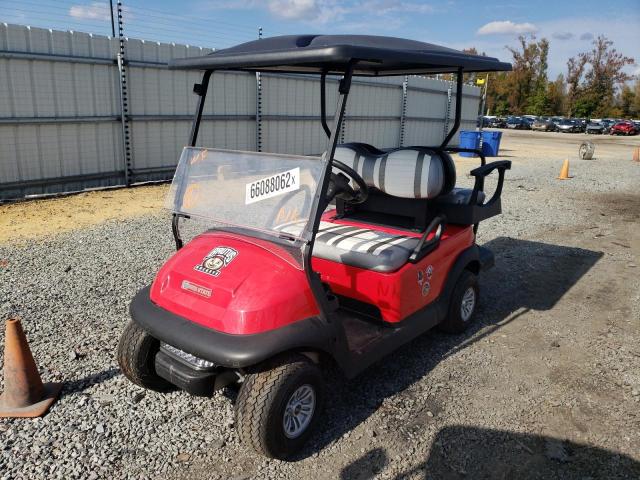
xmin=166 ymin=147 xmax=324 ymax=243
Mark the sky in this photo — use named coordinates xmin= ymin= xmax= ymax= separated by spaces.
xmin=3 ymin=0 xmax=640 ymax=78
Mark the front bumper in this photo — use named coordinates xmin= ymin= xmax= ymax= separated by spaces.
xmin=130 ymin=286 xmax=333 ymax=369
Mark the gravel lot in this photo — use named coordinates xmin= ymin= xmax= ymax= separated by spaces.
xmin=1 ymin=130 xmax=639 ymax=479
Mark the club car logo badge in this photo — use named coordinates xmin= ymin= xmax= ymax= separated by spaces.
xmin=194 ymin=246 xmax=238 ymax=277
xmin=181 ymin=280 xmax=212 ymax=298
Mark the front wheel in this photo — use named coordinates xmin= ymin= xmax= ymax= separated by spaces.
xmin=235 ymin=354 xmax=324 ymax=459
xmin=117 ymin=320 xmax=173 ymax=392
xmin=438 ymin=270 xmax=479 ymax=334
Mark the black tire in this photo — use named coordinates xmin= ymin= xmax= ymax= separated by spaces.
xmin=117 ymin=320 xmax=173 ymax=392
xmin=438 ymin=270 xmax=479 ymax=334
xmin=235 ymin=354 xmax=324 ymax=460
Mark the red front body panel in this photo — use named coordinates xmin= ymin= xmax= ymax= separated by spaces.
xmin=150 ymin=217 xmax=473 ymax=334
xmin=313 ymin=214 xmax=474 ymax=323
xmin=150 ymin=232 xmax=319 ymax=335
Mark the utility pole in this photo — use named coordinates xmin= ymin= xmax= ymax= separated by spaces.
xmin=482 ymin=73 xmax=489 ymax=116
xmin=109 ymin=0 xmax=116 ymax=37
xmin=477 ymin=73 xmax=490 ymax=131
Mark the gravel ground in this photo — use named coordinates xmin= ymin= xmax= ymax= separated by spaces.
xmin=1 ymin=131 xmax=639 ymax=479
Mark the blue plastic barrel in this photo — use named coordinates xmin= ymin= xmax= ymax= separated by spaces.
xmin=481 ymin=130 xmax=503 ymax=156
xmin=458 ymin=131 xmax=482 ymax=157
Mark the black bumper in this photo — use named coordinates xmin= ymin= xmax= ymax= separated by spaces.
xmin=130 ymin=287 xmax=334 ymax=369
xmin=155 ymin=349 xmax=216 ymax=396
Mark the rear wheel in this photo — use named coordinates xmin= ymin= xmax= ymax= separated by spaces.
xmin=235 ymin=354 xmax=324 ymax=459
xmin=439 ymin=270 xmax=479 ymax=334
xmin=117 ymin=320 xmax=173 ymax=392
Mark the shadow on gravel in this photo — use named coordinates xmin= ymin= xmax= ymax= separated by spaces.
xmin=295 ymin=237 xmax=603 ymax=460
xmin=340 ymin=447 xmax=388 ymax=480
xmin=61 ymin=367 xmax=121 ymax=397
xmin=344 ymin=426 xmax=640 ymax=479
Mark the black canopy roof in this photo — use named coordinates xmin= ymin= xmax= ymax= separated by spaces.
xmin=169 ymin=35 xmax=512 ymax=76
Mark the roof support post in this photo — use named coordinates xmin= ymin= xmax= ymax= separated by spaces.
xmin=440 ymin=67 xmax=463 ymax=148
xmin=320 ymin=72 xmax=331 ymax=138
xmin=174 ymin=69 xmax=212 ymax=251
xmin=188 ymin=70 xmax=212 ymax=147
xmin=304 ymin=62 xmax=356 ymax=321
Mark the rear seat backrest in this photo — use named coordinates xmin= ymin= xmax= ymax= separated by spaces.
xmin=333 ymin=143 xmax=456 ymax=199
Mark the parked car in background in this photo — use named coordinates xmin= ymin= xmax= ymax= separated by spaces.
xmin=600 ymin=120 xmax=614 ymax=133
xmin=610 ymin=121 xmax=639 ymax=135
xmin=586 ymin=121 xmax=605 ymax=134
xmin=487 ymin=117 xmax=507 ymax=128
xmin=506 ymin=116 xmax=530 ymax=129
xmin=573 ymin=119 xmax=587 ymax=132
xmin=555 ymin=119 xmax=579 ymax=133
xmin=477 ymin=116 xmax=507 ymax=128
xmin=532 ymin=118 xmax=556 ymax=131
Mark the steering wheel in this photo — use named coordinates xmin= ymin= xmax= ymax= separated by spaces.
xmin=327 ymin=159 xmax=369 ymax=204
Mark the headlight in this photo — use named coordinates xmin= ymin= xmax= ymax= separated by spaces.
xmin=161 ymin=342 xmax=216 ymax=369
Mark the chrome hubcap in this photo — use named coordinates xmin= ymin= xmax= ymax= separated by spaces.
xmin=283 ymin=384 xmax=316 ymax=439
xmin=460 ymin=287 xmax=476 ymax=322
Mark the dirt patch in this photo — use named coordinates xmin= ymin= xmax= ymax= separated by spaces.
xmin=589 ymin=192 xmax=640 ymax=223
xmin=0 ymin=185 xmax=168 ymax=243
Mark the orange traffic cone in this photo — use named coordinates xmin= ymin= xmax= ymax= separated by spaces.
xmin=558 ymin=159 xmax=571 ymax=180
xmin=0 ymin=318 xmax=61 ymax=417
xmin=633 ymin=147 xmax=640 ymax=163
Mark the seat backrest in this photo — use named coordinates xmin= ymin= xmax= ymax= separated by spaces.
xmin=333 ymin=142 xmax=456 ymax=199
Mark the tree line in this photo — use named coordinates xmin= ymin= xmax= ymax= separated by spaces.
xmin=469 ymin=35 xmax=638 ymax=118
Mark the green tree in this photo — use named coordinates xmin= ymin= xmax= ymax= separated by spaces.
xmin=566 ymin=36 xmax=635 ymax=117
xmin=505 ymin=35 xmax=550 ymax=114
xmin=484 ymin=71 xmax=511 ymax=116
xmin=545 ymin=74 xmax=566 ymax=115
xmin=634 ymin=79 xmax=640 ymax=117
xmin=619 ymin=84 xmax=636 ymax=117
xmin=566 ymin=55 xmax=587 ymax=117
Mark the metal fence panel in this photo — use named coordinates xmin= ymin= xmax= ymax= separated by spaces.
xmin=403 ymin=119 xmax=447 ymax=146
xmin=0 ymin=23 xmax=480 ymax=200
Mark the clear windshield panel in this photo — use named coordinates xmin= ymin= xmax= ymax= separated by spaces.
xmin=166 ymin=147 xmax=324 ymax=243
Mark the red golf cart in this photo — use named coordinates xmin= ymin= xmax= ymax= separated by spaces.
xmin=117 ymin=35 xmax=512 ymax=459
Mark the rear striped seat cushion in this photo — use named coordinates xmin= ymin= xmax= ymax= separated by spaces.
xmin=333 ymin=144 xmax=448 ymax=199
xmin=279 ymin=221 xmax=419 ymax=272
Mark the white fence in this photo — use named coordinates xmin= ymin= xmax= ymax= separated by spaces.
xmin=0 ymin=23 xmax=481 ymax=200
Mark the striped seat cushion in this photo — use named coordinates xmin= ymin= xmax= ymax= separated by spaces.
xmin=333 ymin=143 xmax=455 ymax=199
xmin=279 ymin=221 xmax=419 ymax=272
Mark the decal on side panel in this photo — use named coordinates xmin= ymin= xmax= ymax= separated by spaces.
xmin=417 ymin=265 xmax=434 ymax=297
